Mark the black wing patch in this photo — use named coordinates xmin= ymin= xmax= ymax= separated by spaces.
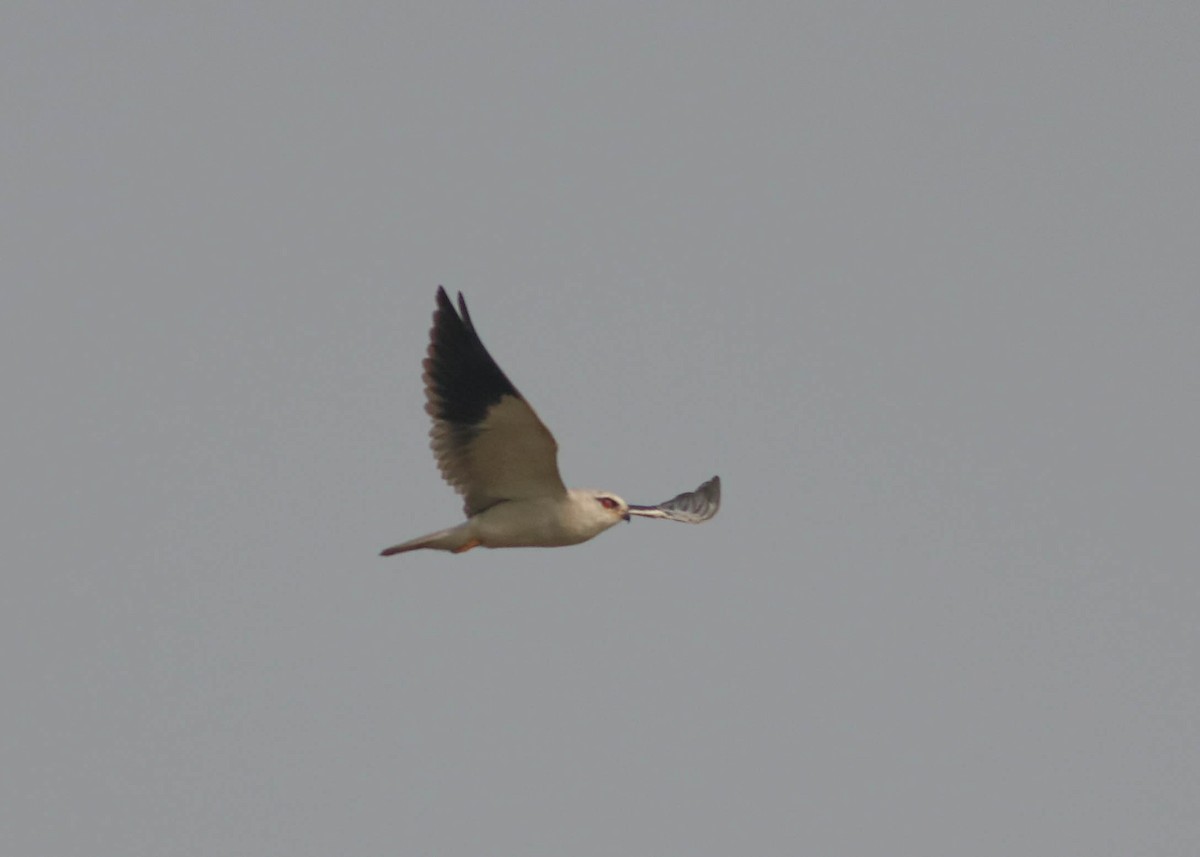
xmin=423 ymin=287 xmax=521 ymax=427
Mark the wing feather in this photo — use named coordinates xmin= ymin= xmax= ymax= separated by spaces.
xmin=627 ymin=476 xmax=721 ymax=523
xmin=423 ymin=287 xmax=567 ymax=516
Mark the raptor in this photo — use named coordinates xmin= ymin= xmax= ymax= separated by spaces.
xmin=380 ymin=287 xmax=720 ymax=556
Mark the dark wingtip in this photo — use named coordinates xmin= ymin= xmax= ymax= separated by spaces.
xmin=434 ymin=285 xmax=453 ymax=314
xmin=432 ymin=286 xmax=473 ymax=330
xmin=456 ymin=292 xmax=472 ymax=329
xmin=424 ymin=285 xmax=520 ymax=425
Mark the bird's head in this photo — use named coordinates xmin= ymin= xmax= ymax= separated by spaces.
xmin=593 ymin=491 xmax=631 ymax=523
xmin=566 ymin=489 xmax=631 ymax=535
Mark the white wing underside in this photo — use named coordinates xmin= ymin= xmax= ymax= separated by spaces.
xmin=429 ymin=394 xmax=567 ymax=516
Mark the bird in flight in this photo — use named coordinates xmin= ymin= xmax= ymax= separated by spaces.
xmin=380 ymin=287 xmax=721 ymax=556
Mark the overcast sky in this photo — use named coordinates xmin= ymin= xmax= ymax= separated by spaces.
xmin=4 ymin=3 xmax=1198 ymax=855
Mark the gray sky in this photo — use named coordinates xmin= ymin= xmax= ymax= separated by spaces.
xmin=4 ymin=3 xmax=1198 ymax=855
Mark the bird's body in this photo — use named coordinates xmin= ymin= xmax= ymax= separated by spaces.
xmin=381 ymin=490 xmax=627 ymax=555
xmin=380 ymin=288 xmax=720 ymax=556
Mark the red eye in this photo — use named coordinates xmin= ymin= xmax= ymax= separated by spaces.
xmin=598 ymin=497 xmax=617 ymax=510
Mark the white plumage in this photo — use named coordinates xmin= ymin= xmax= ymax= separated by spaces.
xmin=380 ymin=288 xmax=720 ymax=556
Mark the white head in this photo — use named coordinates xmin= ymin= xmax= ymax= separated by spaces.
xmin=565 ymin=488 xmax=630 ymax=539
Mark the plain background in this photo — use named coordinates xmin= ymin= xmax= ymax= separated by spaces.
xmin=4 ymin=3 xmax=1198 ymax=855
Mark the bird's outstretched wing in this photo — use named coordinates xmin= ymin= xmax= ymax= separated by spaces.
xmin=627 ymin=476 xmax=721 ymax=523
xmin=423 ymin=287 xmax=567 ymax=516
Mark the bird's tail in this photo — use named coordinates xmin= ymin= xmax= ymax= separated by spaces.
xmin=379 ymin=525 xmax=474 ymax=556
